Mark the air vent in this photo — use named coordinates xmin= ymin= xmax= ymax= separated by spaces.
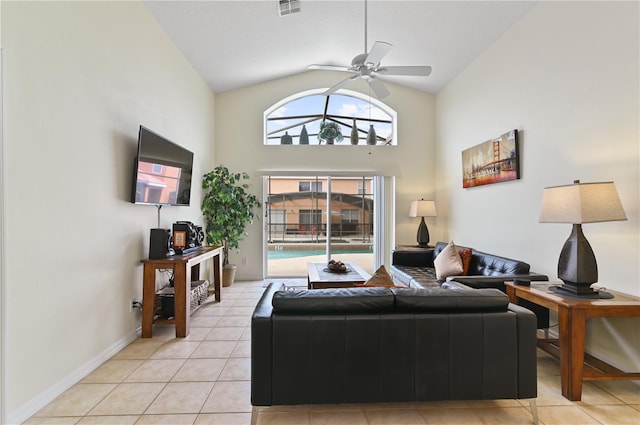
xmin=278 ymin=0 xmax=301 ymax=16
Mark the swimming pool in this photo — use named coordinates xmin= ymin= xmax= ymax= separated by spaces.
xmin=268 ymin=248 xmax=372 ymax=260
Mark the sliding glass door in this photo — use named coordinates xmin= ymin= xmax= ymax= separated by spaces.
xmin=265 ymin=175 xmax=378 ymax=277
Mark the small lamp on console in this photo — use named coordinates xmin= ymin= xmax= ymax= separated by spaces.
xmin=539 ymin=180 xmax=627 ymax=297
xmin=409 ymin=199 xmax=437 ymax=248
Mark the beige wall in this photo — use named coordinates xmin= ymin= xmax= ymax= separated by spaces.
xmin=215 ymin=71 xmax=436 ymax=279
xmin=0 ymin=2 xmax=5 ymax=423
xmin=2 ymin=0 xmax=638 ymax=421
xmin=436 ymin=1 xmax=639 ymax=371
xmin=2 ymin=1 xmax=215 ymax=421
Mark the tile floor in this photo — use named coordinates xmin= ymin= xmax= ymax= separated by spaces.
xmin=24 ymin=279 xmax=640 ymax=425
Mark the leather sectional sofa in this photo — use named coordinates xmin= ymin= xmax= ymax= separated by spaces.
xmin=251 ymin=281 xmax=539 ymax=424
xmin=392 ymin=241 xmax=550 ymax=328
xmin=392 ymin=241 xmax=549 ymax=290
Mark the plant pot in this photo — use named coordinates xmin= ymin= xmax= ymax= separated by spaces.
xmin=222 ymin=264 xmax=237 ymax=287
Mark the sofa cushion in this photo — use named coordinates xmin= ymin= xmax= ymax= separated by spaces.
xmin=469 ymin=250 xmax=531 ymax=276
xmin=357 ymin=265 xmax=396 ymax=287
xmin=434 ymin=241 xmax=464 ymax=279
xmin=457 ymin=247 xmax=473 ymax=275
xmin=434 ymin=242 xmax=531 ymax=276
xmin=272 ymin=287 xmax=395 ymax=314
xmin=391 ymin=265 xmax=441 ymax=288
xmin=391 ymin=287 xmax=509 ymax=312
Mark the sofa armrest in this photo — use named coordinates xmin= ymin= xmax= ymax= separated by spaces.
xmin=392 ymin=249 xmax=435 ymax=267
xmin=452 ymin=275 xmax=550 ymax=329
xmin=508 ymin=303 xmax=538 ymax=399
xmin=251 ymin=282 xmax=285 ymax=406
xmin=449 ymin=274 xmax=548 ymax=291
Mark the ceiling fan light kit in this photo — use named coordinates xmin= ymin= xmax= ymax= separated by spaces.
xmin=308 ymin=0 xmax=432 ymax=98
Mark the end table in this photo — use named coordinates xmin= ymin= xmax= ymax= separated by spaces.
xmin=505 ymin=281 xmax=640 ymax=401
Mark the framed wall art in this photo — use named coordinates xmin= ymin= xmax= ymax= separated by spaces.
xmin=173 ymin=230 xmax=187 ymax=249
xmin=462 ymin=129 xmax=520 ymax=188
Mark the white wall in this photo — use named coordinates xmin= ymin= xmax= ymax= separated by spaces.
xmin=2 ymin=1 xmax=215 ymax=421
xmin=436 ymin=1 xmax=639 ymax=370
xmin=0 ymin=3 xmax=6 ymax=423
xmin=215 ymin=71 xmax=435 ymax=279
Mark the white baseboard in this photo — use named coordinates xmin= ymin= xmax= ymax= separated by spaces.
xmin=8 ymin=328 xmax=140 ymax=425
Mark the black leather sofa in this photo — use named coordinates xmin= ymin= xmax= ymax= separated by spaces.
xmin=392 ymin=241 xmax=550 ymax=328
xmin=392 ymin=241 xmax=548 ymax=290
xmin=251 ymin=281 xmax=539 ymax=424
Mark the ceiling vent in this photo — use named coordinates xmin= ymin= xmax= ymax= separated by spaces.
xmin=278 ymin=0 xmax=301 ymax=16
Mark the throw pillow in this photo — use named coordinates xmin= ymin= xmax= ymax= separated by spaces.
xmin=457 ymin=247 xmax=473 ymax=275
xmin=357 ymin=265 xmax=396 ymax=287
xmin=434 ymin=241 xmax=464 ymax=280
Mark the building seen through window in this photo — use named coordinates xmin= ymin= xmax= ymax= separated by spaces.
xmin=265 ymin=175 xmax=376 ymax=277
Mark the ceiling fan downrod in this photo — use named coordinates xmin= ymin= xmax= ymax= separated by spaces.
xmin=364 ymin=0 xmax=368 ymax=55
xmin=306 ymin=0 xmax=432 ymax=99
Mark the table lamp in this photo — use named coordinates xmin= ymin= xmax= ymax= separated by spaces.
xmin=409 ymin=199 xmax=437 ymax=247
xmin=539 ymin=180 xmax=627 ymax=297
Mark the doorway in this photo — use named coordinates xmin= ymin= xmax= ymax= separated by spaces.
xmin=264 ymin=175 xmax=379 ymax=277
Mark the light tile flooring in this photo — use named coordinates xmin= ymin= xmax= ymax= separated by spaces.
xmin=25 ymin=279 xmax=640 ymax=425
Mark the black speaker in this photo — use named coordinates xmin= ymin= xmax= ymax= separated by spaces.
xmin=149 ymin=228 xmax=173 ymax=259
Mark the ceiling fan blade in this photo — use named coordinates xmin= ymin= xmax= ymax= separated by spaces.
xmin=364 ymin=41 xmax=392 ymax=66
xmin=308 ymin=64 xmax=353 ymax=72
xmin=367 ymin=77 xmax=390 ymax=99
xmin=323 ymin=74 xmax=359 ymax=96
xmin=377 ymin=65 xmax=432 ymax=76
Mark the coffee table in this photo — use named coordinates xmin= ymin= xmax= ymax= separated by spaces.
xmin=307 ymin=262 xmax=371 ymax=289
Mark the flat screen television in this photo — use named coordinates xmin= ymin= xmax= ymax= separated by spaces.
xmin=131 ymin=126 xmax=194 ymax=206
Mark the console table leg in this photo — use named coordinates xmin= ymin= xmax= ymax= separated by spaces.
xmin=174 ymin=265 xmax=191 ymax=338
xmin=213 ymin=251 xmax=222 ymax=302
xmin=192 ymin=263 xmax=201 ymax=280
xmin=141 ymin=264 xmax=156 ymax=338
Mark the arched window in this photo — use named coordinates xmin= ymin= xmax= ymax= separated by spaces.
xmin=264 ymin=89 xmax=397 ymax=146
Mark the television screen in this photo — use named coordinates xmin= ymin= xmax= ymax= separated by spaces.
xmin=131 ymin=126 xmax=194 ymax=206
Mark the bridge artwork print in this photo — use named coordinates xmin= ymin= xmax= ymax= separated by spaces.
xmin=462 ymin=129 xmax=520 ymax=188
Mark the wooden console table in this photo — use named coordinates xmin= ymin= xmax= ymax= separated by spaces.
xmin=141 ymin=245 xmax=222 ymax=338
xmin=505 ymin=281 xmax=640 ymax=401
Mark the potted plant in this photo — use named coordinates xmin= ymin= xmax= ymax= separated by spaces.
xmin=318 ymin=121 xmax=343 ymax=144
xmin=201 ymin=165 xmax=261 ymax=286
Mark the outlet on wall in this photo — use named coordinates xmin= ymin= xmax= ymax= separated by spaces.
xmin=130 ymin=300 xmax=142 ymax=312
xmin=242 ymin=257 xmax=247 ymax=266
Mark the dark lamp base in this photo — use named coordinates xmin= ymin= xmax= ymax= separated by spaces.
xmin=555 ymin=281 xmax=600 ymax=297
xmin=557 ymin=223 xmax=598 ymax=285
xmin=549 ymin=284 xmax=614 ymax=300
xmin=416 ymin=217 xmax=430 ymax=247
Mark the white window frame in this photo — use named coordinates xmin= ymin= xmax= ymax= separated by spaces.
xmin=263 ymin=88 xmax=397 ymax=146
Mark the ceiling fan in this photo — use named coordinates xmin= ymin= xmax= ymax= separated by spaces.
xmin=307 ymin=0 xmax=432 ymax=99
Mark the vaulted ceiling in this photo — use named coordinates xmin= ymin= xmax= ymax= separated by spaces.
xmin=144 ymin=0 xmax=536 ymax=95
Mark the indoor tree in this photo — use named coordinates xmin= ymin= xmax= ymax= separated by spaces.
xmin=201 ymin=165 xmax=261 ymax=285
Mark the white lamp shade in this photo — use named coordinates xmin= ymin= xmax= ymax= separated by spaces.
xmin=539 ymin=181 xmax=627 ymax=224
xmin=409 ymin=200 xmax=437 ymax=218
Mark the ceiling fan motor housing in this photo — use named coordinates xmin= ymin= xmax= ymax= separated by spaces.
xmin=352 ymin=53 xmax=370 ymax=69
